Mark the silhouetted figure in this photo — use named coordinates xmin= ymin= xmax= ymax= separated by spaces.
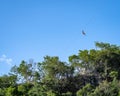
xmin=82 ymin=30 xmax=86 ymax=35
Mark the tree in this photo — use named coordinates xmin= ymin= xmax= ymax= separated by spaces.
xmin=0 ymin=75 xmax=17 ymax=89
xmin=90 ymin=80 xmax=120 ymax=96
xmin=6 ymin=86 xmax=17 ymax=96
xmin=1 ymin=41 xmax=120 ymax=96
xmin=38 ymin=56 xmax=75 ymax=95
xmin=10 ymin=60 xmax=38 ymax=83
xmin=77 ymin=84 xmax=94 ymax=96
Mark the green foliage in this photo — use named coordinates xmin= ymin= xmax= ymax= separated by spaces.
xmin=28 ymin=83 xmax=47 ymax=96
xmin=91 ymin=79 xmax=120 ymax=96
xmin=46 ymin=90 xmax=57 ymax=96
xmin=0 ymin=75 xmax=17 ymax=89
xmin=18 ymin=84 xmax=27 ymax=95
xmin=77 ymin=84 xmax=94 ymax=96
xmin=109 ymin=71 xmax=118 ymax=79
xmin=62 ymin=92 xmax=72 ymax=96
xmin=1 ymin=42 xmax=120 ymax=96
xmin=0 ymin=88 xmax=5 ymax=96
xmin=5 ymin=86 xmax=17 ymax=96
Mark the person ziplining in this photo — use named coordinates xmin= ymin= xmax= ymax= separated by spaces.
xmin=82 ymin=30 xmax=86 ymax=35
xmin=81 ymin=16 xmax=94 ymax=36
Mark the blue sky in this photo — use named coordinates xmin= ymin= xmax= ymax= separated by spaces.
xmin=0 ymin=0 xmax=120 ymax=75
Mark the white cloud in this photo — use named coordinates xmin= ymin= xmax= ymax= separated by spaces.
xmin=0 ymin=54 xmax=13 ymax=65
